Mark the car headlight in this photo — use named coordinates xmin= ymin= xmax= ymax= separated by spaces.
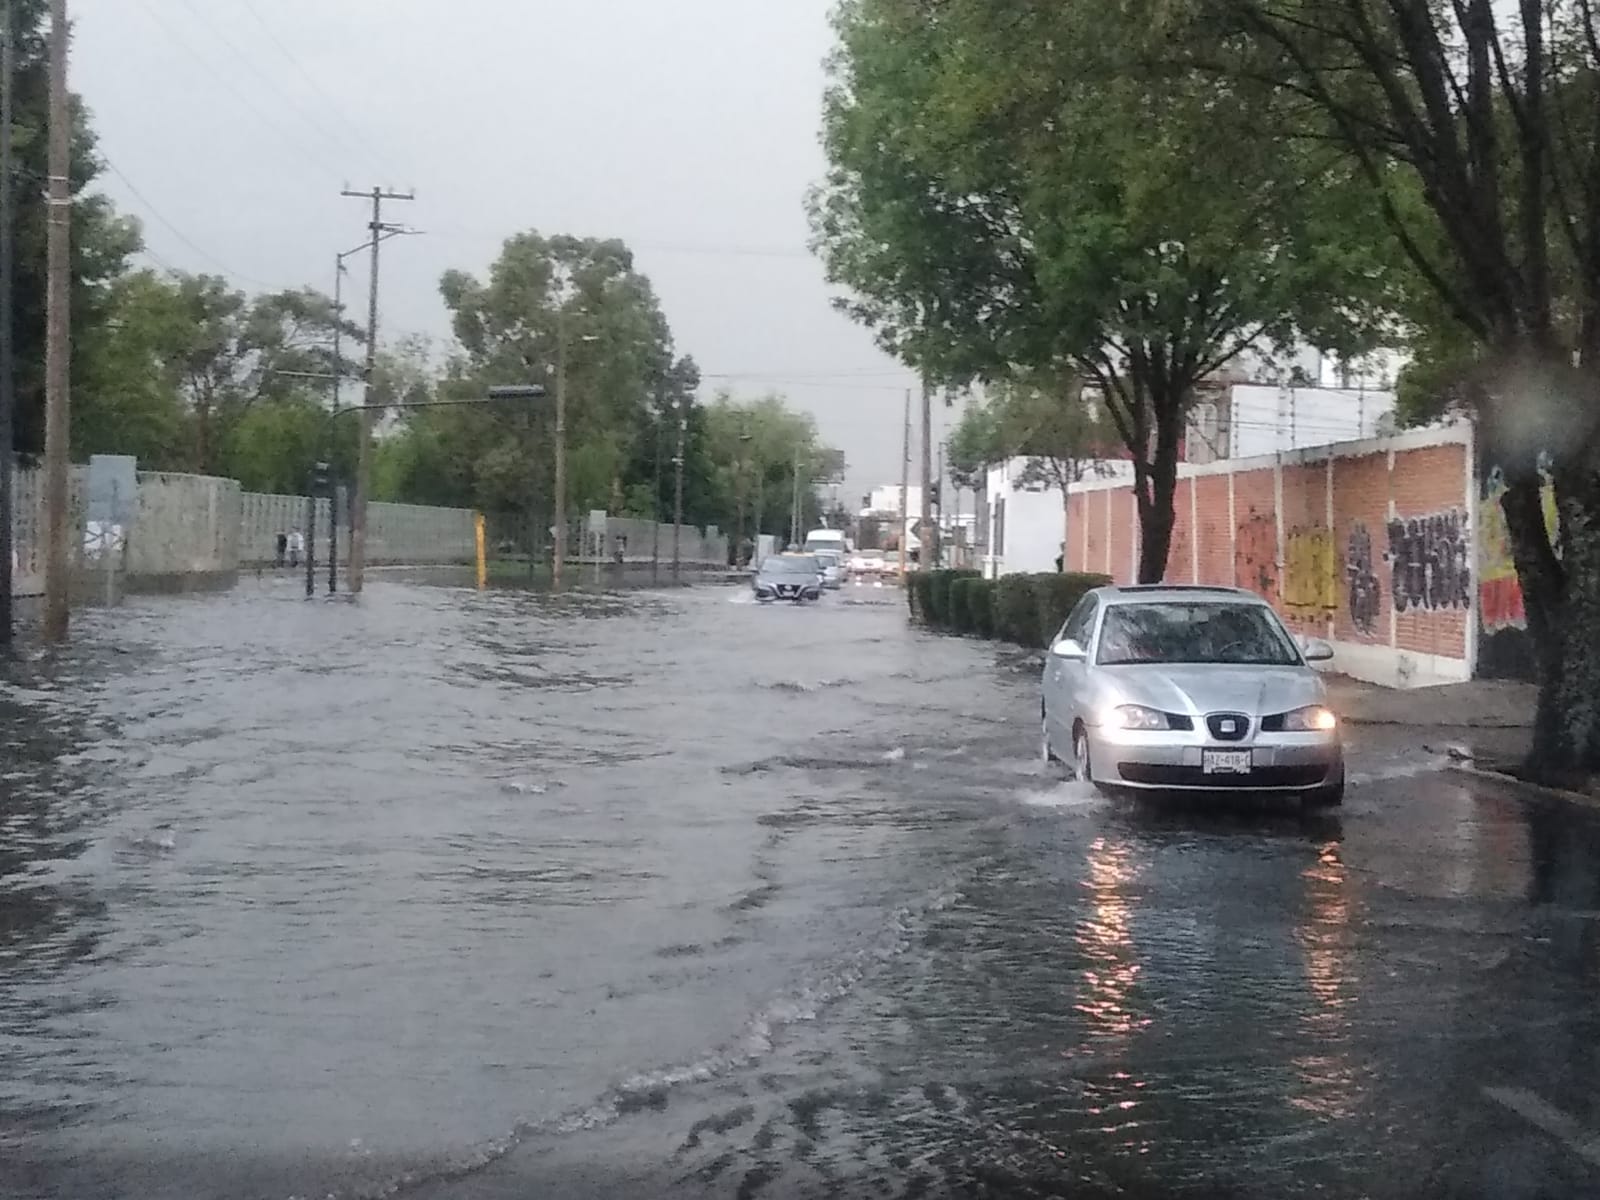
xmin=1106 ymin=704 xmax=1170 ymax=731
xmin=1280 ymin=705 xmax=1338 ymax=732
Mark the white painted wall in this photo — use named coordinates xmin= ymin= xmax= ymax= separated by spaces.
xmin=982 ymin=459 xmax=1070 ymax=577
xmin=1229 ymin=385 xmax=1396 ymax=458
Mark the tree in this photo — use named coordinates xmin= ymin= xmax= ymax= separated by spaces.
xmin=434 ymin=232 xmax=681 ymax=520
xmin=948 ymin=371 xmax=1118 ymax=564
xmin=811 ymin=0 xmax=1400 ymax=582
xmin=701 ymin=391 xmax=845 ymax=547
xmin=1201 ymin=0 xmax=1600 ymax=775
xmin=7 ymin=0 xmax=143 ymax=457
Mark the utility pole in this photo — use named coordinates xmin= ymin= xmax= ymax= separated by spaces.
xmin=340 ymin=185 xmax=413 ymax=595
xmin=790 ymin=448 xmax=802 ymax=547
xmin=328 ymin=253 xmax=348 ymax=595
xmin=0 ymin=2 xmax=15 ymax=650
xmin=920 ymin=374 xmax=934 ymax=573
xmin=735 ymin=424 xmax=751 ymax=568
xmin=898 ymin=388 xmax=910 ymax=579
xmin=671 ymin=398 xmax=686 ymax=582
xmin=553 ymin=308 xmax=567 ymax=591
xmin=41 ymin=0 xmax=69 ymax=642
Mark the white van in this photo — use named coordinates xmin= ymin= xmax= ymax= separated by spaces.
xmin=804 ymin=529 xmax=848 ymax=557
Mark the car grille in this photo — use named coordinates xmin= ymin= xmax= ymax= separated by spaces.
xmin=1206 ymin=713 xmax=1251 ymax=741
xmin=1116 ymin=764 xmax=1328 ymax=789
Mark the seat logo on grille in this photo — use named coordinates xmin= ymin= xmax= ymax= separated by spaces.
xmin=1220 ymin=719 xmax=1237 ymax=734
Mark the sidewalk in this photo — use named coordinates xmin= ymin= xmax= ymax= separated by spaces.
xmin=1324 ymin=674 xmax=1536 ymax=729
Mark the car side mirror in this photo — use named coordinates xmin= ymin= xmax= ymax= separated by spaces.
xmin=1051 ymin=638 xmax=1086 ymax=661
xmin=1303 ymin=638 xmax=1335 ymax=663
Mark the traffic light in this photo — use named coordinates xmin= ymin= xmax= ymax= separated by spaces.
xmin=930 ymin=482 xmax=942 ymax=510
xmin=311 ymin=461 xmax=331 ymax=495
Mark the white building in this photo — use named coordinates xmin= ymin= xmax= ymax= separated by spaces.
xmin=1190 ymin=383 xmax=1397 ymax=461
xmin=863 ymin=484 xmax=923 ymax=517
xmin=980 ymin=459 xmax=1072 ymax=578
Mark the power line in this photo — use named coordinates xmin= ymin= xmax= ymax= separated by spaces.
xmin=130 ymin=0 xmax=345 ymax=182
xmin=424 ymin=227 xmax=815 ymax=260
xmin=102 ymin=156 xmax=286 ymax=289
xmin=174 ymin=0 xmax=387 ymax=179
xmin=235 ymin=0 xmax=403 ymax=182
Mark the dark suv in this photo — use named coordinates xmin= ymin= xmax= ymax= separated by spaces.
xmin=753 ymin=555 xmax=823 ymax=603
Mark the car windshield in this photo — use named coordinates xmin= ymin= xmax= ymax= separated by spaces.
xmin=815 ymin=552 xmax=841 ymax=566
xmin=1096 ymin=602 xmax=1300 ymax=666
xmin=764 ymin=557 xmax=821 ymax=576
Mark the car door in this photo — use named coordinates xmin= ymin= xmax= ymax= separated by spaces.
xmin=1044 ymin=595 xmax=1098 ymax=746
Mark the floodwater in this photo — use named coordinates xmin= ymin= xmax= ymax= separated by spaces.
xmin=3 ymin=577 xmax=1600 ymax=1199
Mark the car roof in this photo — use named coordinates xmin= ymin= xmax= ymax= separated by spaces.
xmin=1096 ymin=584 xmax=1267 ymax=606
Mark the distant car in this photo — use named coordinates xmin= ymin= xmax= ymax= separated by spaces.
xmin=753 ymin=554 xmax=823 ymax=604
xmin=1040 ymin=585 xmax=1344 ymax=805
xmin=850 ymin=549 xmax=886 ymax=579
xmin=814 ymin=549 xmax=846 ymax=589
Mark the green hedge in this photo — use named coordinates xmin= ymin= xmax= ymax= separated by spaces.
xmin=964 ymin=578 xmax=997 ymax=637
xmin=993 ymin=575 xmax=1041 ymax=646
xmin=924 ymin=569 xmax=981 ymax=628
xmin=1034 ymin=573 xmax=1111 ymax=648
xmin=923 ymin=571 xmax=1109 ymax=648
xmin=908 ymin=571 xmax=934 ymax=620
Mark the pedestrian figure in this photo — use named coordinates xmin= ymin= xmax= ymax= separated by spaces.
xmin=287 ymin=530 xmax=304 ymax=568
xmin=275 ymin=532 xmax=288 ymax=568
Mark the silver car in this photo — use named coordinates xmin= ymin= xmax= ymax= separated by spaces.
xmin=1041 ymin=585 xmax=1343 ymax=805
xmin=813 ymin=549 xmax=846 ymax=590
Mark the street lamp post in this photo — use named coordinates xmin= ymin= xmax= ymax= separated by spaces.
xmin=671 ymin=397 xmax=686 ymax=583
xmin=735 ymin=425 xmax=753 ymax=567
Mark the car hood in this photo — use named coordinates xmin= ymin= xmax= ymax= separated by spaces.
xmin=1099 ymin=664 xmax=1324 ymax=718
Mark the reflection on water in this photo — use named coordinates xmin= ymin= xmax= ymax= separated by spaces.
xmin=1292 ymin=838 xmax=1361 ymax=1119
xmin=1075 ymin=836 xmax=1146 ymax=1042
xmin=1075 ymin=835 xmax=1151 ymax=1151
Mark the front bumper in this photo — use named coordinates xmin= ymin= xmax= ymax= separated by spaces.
xmin=1087 ymin=727 xmax=1342 ymax=792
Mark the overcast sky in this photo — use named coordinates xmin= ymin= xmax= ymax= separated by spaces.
xmin=74 ymin=0 xmax=957 ymax=500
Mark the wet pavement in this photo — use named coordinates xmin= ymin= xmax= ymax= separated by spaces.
xmin=3 ymin=577 xmax=1600 ymax=1199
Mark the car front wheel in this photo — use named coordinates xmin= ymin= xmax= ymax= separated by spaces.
xmin=1041 ymin=711 xmax=1061 ymax=768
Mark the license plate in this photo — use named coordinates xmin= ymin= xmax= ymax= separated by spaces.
xmin=1202 ymin=750 xmax=1253 ymax=775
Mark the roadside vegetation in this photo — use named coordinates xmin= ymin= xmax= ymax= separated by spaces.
xmin=4 ymin=0 xmax=844 ymax=551
xmin=909 ymin=569 xmax=1109 ymax=651
xmin=814 ymin=0 xmax=1600 ymax=783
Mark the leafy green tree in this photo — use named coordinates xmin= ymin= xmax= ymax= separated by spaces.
xmin=434 ymin=232 xmax=681 ymax=521
xmin=812 ymin=0 xmax=1401 ymax=581
xmin=1200 ymin=0 xmax=1600 ymax=774
xmin=701 ymin=391 xmax=844 ymax=548
xmin=5 ymin=0 xmax=142 ymax=457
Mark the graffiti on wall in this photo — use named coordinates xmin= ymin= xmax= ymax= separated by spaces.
xmin=1235 ymin=510 xmax=1277 ymax=598
xmin=1478 ymin=461 xmax=1558 ymax=633
xmin=1386 ymin=509 xmax=1472 ymax=613
xmin=1283 ymin=527 xmax=1336 ymax=617
xmin=1345 ymin=523 xmax=1381 ymax=636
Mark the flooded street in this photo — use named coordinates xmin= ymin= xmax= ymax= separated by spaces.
xmin=5 ymin=579 xmax=1600 ymax=1199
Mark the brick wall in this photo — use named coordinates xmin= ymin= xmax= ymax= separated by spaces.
xmin=1066 ymin=427 xmax=1475 ymax=688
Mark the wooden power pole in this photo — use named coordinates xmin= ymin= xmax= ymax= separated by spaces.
xmin=41 ymin=0 xmax=69 ymax=642
xmin=341 ymin=186 xmax=413 ymax=595
xmin=0 ymin=2 xmax=15 ymax=650
xmin=919 ymin=375 xmax=934 ymax=571
xmin=898 ymin=388 xmax=910 ymax=579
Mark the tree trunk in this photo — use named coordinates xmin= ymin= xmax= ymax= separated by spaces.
xmin=1134 ymin=388 xmax=1184 ymax=584
xmin=1504 ymin=454 xmax=1600 ymax=783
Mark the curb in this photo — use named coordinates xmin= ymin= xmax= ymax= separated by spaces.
xmin=1445 ymin=762 xmax=1600 ymax=812
xmin=1341 ymin=716 xmax=1533 ymax=730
